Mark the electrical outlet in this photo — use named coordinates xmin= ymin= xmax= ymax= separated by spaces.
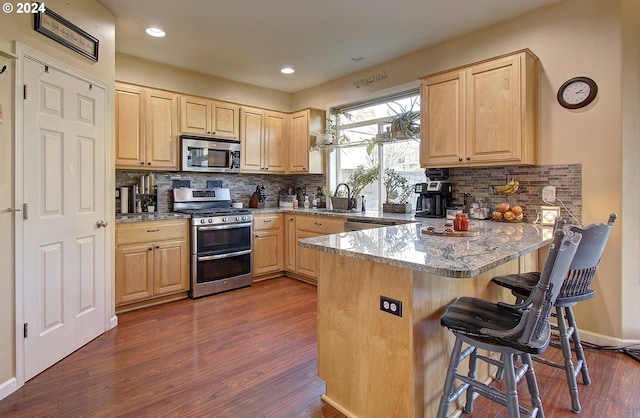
xmin=542 ymin=185 xmax=556 ymax=203
xmin=380 ymin=296 xmax=403 ymax=317
xmin=115 ymin=188 xmax=120 ymax=198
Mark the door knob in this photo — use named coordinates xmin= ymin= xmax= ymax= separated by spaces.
xmin=96 ymin=219 xmax=109 ymax=228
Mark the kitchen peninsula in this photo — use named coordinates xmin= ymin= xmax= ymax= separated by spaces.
xmin=299 ymin=220 xmax=553 ymax=418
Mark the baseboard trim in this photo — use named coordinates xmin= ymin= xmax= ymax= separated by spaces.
xmin=109 ymin=315 xmax=118 ymax=330
xmin=0 ymin=377 xmax=18 ymax=402
xmin=580 ymin=330 xmax=640 ymax=349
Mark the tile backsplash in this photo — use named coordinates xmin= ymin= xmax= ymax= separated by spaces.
xmin=116 ymin=171 xmax=326 ymax=214
xmin=116 ymin=163 xmax=582 ymax=224
xmin=447 ymin=164 xmax=582 ymax=224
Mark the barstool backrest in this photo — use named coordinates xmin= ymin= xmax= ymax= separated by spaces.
xmin=519 ymin=228 xmax=582 ymax=346
xmin=560 ymin=213 xmax=617 ymax=297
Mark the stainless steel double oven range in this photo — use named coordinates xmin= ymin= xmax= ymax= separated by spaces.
xmin=173 ymin=188 xmax=253 ymax=298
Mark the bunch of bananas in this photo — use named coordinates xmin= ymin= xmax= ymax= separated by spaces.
xmin=493 ymin=179 xmax=519 ymax=195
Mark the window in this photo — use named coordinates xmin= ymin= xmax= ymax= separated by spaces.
xmin=329 ymin=89 xmax=423 ymax=210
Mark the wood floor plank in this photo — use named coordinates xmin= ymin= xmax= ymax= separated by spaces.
xmin=0 ymin=277 xmax=638 ymax=417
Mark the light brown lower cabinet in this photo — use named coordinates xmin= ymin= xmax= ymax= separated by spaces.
xmin=253 ymin=213 xmax=345 ymax=284
xmin=115 ymin=219 xmax=190 ymax=312
xmin=293 ymin=215 xmax=345 ymax=284
xmin=252 ymin=213 xmax=284 ymax=278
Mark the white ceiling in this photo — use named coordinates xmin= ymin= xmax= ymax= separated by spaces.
xmin=97 ymin=0 xmax=562 ymax=93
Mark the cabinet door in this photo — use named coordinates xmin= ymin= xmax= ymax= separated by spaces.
xmin=146 ymin=89 xmax=179 ymax=170
xmin=465 ymin=54 xmax=522 ymax=164
xmin=290 ymin=108 xmax=325 ymax=174
xmin=284 ymin=215 xmax=297 ymax=272
xmin=115 ymin=84 xmax=145 ymax=168
xmin=212 ymin=101 xmax=240 ymax=139
xmin=296 ymin=229 xmax=320 ymax=280
xmin=254 ymin=229 xmax=284 ymax=276
xmin=289 ymin=109 xmax=309 ymax=173
xmin=180 ymin=95 xmax=211 ymax=135
xmin=264 ymin=111 xmax=287 ymax=173
xmin=240 ymin=107 xmax=264 ymax=172
xmin=153 ymin=239 xmax=190 ymax=295
xmin=420 ymin=71 xmax=465 ymax=167
xmin=115 ymin=243 xmax=154 ymax=304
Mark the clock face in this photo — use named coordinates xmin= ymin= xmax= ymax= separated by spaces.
xmin=562 ymin=80 xmax=591 ymax=104
xmin=557 ymin=76 xmax=598 ymax=109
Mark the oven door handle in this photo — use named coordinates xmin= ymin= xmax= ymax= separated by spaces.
xmin=197 ymin=249 xmax=252 ymax=262
xmin=197 ymin=222 xmax=253 ymax=231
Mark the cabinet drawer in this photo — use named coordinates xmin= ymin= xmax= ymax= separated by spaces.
xmin=296 ymin=215 xmax=344 ymax=234
xmin=116 ymin=219 xmax=188 ymax=245
xmin=253 ymin=214 xmax=283 ymax=231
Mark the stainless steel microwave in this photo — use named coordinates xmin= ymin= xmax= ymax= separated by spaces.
xmin=181 ymin=135 xmax=241 ymax=173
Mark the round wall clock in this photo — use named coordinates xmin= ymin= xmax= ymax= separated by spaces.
xmin=557 ymin=76 xmax=598 ymax=109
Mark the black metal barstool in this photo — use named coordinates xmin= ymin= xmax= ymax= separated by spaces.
xmin=437 ymin=227 xmax=582 ymax=418
xmin=491 ymin=213 xmax=617 ymax=413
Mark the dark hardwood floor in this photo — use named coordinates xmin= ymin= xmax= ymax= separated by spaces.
xmin=0 ymin=277 xmax=638 ymax=417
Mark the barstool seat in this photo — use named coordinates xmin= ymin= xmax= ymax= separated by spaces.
xmin=437 ymin=228 xmax=582 ymax=418
xmin=491 ymin=213 xmax=617 ymax=413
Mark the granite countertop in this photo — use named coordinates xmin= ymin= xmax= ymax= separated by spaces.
xmin=250 ymin=208 xmax=419 ymax=223
xmin=298 ymin=219 xmax=554 ymax=278
xmin=115 ymin=212 xmax=192 ymax=223
xmin=116 ymin=208 xmax=420 ymax=224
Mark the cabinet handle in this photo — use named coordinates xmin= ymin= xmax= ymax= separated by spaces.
xmin=263 ymin=219 xmax=272 ymax=223
xmin=314 ymin=222 xmax=322 ymax=226
xmin=458 ymin=157 xmax=463 ymax=162
xmin=148 ymin=162 xmax=152 ymax=165
xmin=155 ymin=245 xmax=160 ymax=249
xmin=148 ymin=247 xmax=153 ymax=251
xmin=466 ymin=157 xmax=471 ymax=161
xmin=147 ymin=228 xmax=160 ymax=232
xmin=140 ymin=162 xmax=145 ymax=165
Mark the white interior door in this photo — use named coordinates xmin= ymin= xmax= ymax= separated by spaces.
xmin=22 ymin=56 xmax=107 ymax=380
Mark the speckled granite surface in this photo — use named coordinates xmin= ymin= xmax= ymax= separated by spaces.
xmin=298 ymin=219 xmax=554 ymax=278
xmin=115 ymin=213 xmax=191 ymax=223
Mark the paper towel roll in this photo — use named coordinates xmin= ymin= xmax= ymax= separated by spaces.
xmin=120 ymin=187 xmax=129 ymax=214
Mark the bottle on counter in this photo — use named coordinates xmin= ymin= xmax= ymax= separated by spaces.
xmin=453 ymin=213 xmax=469 ymax=231
xmin=303 ymin=195 xmax=310 ymax=209
xmin=311 ymin=194 xmax=318 ymax=209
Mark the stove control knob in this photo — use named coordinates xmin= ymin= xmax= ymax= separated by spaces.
xmin=222 ymin=217 xmax=227 ymax=222
xmin=200 ymin=219 xmax=206 ymax=224
xmin=243 ymin=216 xmax=248 ymax=221
xmin=236 ymin=216 xmax=241 ymax=221
xmin=208 ymin=218 xmax=213 ymax=224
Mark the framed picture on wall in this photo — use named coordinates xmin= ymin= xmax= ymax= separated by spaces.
xmin=34 ymin=7 xmax=99 ymax=62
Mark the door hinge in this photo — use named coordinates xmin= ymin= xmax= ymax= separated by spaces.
xmin=23 ymin=84 xmax=27 ymax=100
xmin=23 ymin=322 xmax=28 ymax=338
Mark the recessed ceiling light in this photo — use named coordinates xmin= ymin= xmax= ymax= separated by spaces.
xmin=281 ymin=67 xmax=295 ymax=74
xmin=145 ymin=27 xmax=166 ymax=38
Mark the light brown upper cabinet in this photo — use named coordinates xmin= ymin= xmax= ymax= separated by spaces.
xmin=420 ymin=49 xmax=538 ymax=168
xmin=289 ymin=108 xmax=325 ymax=174
xmin=180 ymin=94 xmax=240 ymax=139
xmin=115 ymin=83 xmax=180 ymax=170
xmin=240 ymin=106 xmax=288 ymax=173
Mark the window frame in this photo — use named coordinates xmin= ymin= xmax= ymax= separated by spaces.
xmin=325 ymin=81 xmax=421 ymax=211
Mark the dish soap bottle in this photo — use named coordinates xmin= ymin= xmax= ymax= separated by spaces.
xmin=311 ymin=194 xmax=318 ymax=209
xmin=303 ymin=195 xmax=310 ymax=209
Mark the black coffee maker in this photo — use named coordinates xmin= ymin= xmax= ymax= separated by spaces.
xmin=415 ymin=169 xmax=453 ymax=218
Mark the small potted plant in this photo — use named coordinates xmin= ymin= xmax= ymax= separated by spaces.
xmin=143 ymin=196 xmax=156 ymax=213
xmin=382 ymin=169 xmax=413 ymax=213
